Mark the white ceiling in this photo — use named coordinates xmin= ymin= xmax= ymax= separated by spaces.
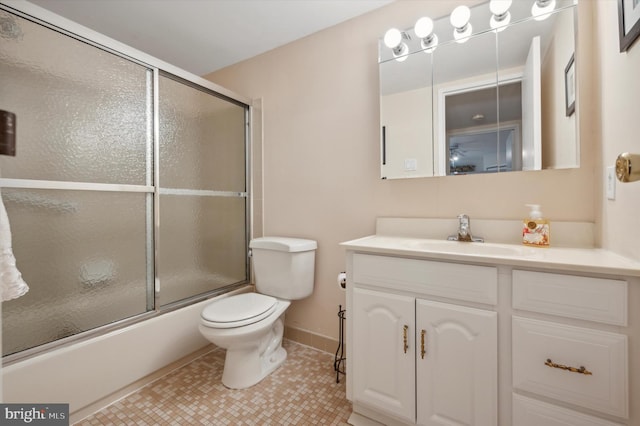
xmin=26 ymin=0 xmax=393 ymax=76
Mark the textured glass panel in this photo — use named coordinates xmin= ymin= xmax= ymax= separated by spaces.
xmin=159 ymin=76 xmax=246 ymax=192
xmin=0 ymin=11 xmax=150 ymax=184
xmin=1 ymin=189 xmax=148 ymax=356
xmin=158 ymin=195 xmax=247 ymax=306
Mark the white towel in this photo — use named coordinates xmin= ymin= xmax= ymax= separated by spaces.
xmin=0 ymin=188 xmax=29 ymax=301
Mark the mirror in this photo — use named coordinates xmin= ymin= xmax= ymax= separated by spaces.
xmin=379 ymin=1 xmax=577 ymax=179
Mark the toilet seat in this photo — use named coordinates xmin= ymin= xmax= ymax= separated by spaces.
xmin=201 ymin=293 xmax=278 ymax=329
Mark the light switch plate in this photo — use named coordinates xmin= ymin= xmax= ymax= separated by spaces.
xmin=606 ymin=166 xmax=616 ymax=200
xmin=404 ymin=158 xmax=417 ymax=171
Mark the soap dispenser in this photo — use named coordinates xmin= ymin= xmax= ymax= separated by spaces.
xmin=522 ymin=204 xmax=550 ymax=247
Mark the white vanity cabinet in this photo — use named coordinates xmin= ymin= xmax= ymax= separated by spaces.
xmin=342 ymin=236 xmax=640 ymax=426
xmin=349 ymin=253 xmax=498 ymax=426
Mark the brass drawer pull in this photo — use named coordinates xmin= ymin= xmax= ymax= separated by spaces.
xmin=545 ymin=358 xmax=593 ymax=375
xmin=403 ymin=325 xmax=409 ymax=354
xmin=420 ymin=330 xmax=426 ymax=359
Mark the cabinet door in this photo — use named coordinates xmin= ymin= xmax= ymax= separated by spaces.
xmin=352 ymin=287 xmax=416 ymax=423
xmin=416 ymin=300 xmax=497 ymax=426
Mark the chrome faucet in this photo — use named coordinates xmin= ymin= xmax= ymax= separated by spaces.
xmin=447 ymin=214 xmax=484 ymax=242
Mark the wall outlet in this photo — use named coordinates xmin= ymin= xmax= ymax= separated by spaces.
xmin=606 ymin=166 xmax=616 ymax=200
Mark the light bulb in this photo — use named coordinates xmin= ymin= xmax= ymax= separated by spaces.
xmin=531 ymin=0 xmax=556 ymax=21
xmin=451 ymin=5 xmax=472 ymax=43
xmin=383 ymin=28 xmax=408 ymax=60
xmin=490 ymin=0 xmax=512 ymax=31
xmin=414 ymin=16 xmax=434 ymax=39
xmin=414 ymin=16 xmax=438 ymax=52
xmin=450 ymin=5 xmax=471 ymax=29
xmin=490 ymin=0 xmax=512 ymax=16
xmin=383 ymin=28 xmax=402 ymax=49
xmin=454 ymin=23 xmax=473 ymax=43
xmin=421 ymin=34 xmax=439 ymax=52
xmin=490 ymin=11 xmax=511 ymax=31
xmin=393 ymin=43 xmax=409 ymax=62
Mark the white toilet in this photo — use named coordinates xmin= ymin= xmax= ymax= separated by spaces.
xmin=198 ymin=236 xmax=317 ymax=389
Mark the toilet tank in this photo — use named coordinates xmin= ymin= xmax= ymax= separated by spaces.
xmin=249 ymin=237 xmax=317 ymax=300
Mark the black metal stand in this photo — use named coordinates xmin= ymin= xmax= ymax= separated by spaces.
xmin=334 ymin=304 xmax=346 ymax=383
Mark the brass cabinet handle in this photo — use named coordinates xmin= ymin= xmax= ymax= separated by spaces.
xmin=545 ymin=358 xmax=593 ymax=376
xmin=420 ymin=330 xmax=426 ymax=359
xmin=403 ymin=325 xmax=409 ymax=354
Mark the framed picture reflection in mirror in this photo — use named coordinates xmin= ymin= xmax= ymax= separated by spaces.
xmin=618 ymin=0 xmax=640 ymax=52
xmin=564 ymin=53 xmax=575 ymax=117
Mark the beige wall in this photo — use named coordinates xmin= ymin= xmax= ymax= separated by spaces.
xmin=204 ymin=1 xmax=620 ymax=341
xmin=596 ymin=0 xmax=640 ymax=261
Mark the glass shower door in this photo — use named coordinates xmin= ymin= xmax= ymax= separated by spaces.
xmin=0 ymin=10 xmax=153 ymax=356
xmin=158 ymin=75 xmax=248 ymax=306
xmin=0 ymin=7 xmax=250 ymax=358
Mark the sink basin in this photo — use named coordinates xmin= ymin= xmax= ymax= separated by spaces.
xmin=405 ymin=239 xmax=527 ymax=257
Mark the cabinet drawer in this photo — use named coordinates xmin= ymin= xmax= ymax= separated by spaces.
xmin=512 ymin=270 xmax=627 ymax=325
xmin=512 ymin=317 xmax=628 ymax=418
xmin=512 ymin=394 xmax=624 ymax=426
xmin=353 ymin=253 xmax=497 ymax=305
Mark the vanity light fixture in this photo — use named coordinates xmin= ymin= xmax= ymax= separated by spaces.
xmin=489 ymin=0 xmax=512 ymax=32
xmin=531 ymin=0 xmax=556 ymax=21
xmin=414 ymin=16 xmax=439 ymax=52
xmin=450 ymin=5 xmax=472 ymax=43
xmin=384 ymin=28 xmax=409 ymax=62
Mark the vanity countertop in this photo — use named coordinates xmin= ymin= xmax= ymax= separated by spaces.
xmin=341 ymin=235 xmax=640 ymax=277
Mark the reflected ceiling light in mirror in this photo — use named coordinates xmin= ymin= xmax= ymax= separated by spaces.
xmin=414 ymin=16 xmax=439 ymax=52
xmin=450 ymin=5 xmax=472 ymax=43
xmin=384 ymin=28 xmax=409 ymax=61
xmin=531 ymin=0 xmax=556 ymax=21
xmin=490 ymin=0 xmax=512 ymax=32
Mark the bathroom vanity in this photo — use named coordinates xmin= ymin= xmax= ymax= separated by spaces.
xmin=341 ymin=221 xmax=640 ymax=426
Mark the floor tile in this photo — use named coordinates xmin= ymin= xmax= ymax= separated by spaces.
xmin=75 ymin=340 xmax=351 ymax=425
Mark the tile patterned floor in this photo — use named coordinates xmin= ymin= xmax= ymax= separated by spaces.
xmin=75 ymin=340 xmax=351 ymax=425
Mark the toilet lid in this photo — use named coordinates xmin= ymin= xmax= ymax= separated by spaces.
xmin=201 ymin=293 xmax=278 ymax=328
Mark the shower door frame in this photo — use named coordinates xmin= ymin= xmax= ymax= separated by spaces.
xmin=0 ymin=0 xmax=254 ymax=364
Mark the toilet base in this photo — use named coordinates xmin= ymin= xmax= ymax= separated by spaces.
xmin=222 ymin=345 xmax=287 ymax=389
xmin=219 ymin=315 xmax=288 ymax=389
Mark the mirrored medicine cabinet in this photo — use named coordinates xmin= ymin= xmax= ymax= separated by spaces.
xmin=379 ymin=0 xmax=578 ymax=179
